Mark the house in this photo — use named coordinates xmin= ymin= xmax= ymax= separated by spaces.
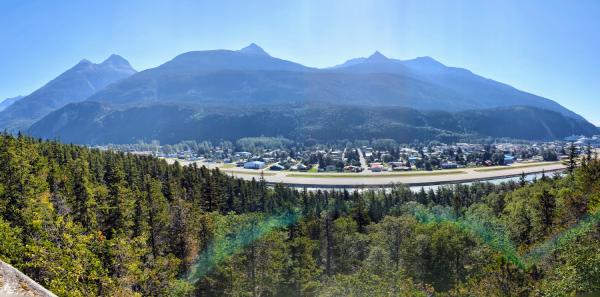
xmin=269 ymin=164 xmax=285 ymax=171
xmin=344 ymin=165 xmax=362 ymax=173
xmin=244 ymin=161 xmax=265 ymax=169
xmin=441 ymin=162 xmax=458 ymax=169
xmin=297 ymin=164 xmax=309 ymax=171
xmin=330 ymin=150 xmax=343 ymax=159
xmin=130 ymin=151 xmax=153 ymax=156
xmin=408 ymin=156 xmax=420 ymax=164
xmin=369 ymin=163 xmax=385 ymax=172
xmin=392 ymin=166 xmax=412 ymax=171
xmin=325 ymin=165 xmax=338 ymax=172
xmin=504 ymin=155 xmax=515 ymax=165
xmin=236 ymin=152 xmax=252 ymax=158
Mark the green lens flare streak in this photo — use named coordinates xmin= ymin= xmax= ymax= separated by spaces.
xmin=186 ymin=211 xmax=302 ymax=284
xmin=411 ymin=207 xmax=600 ymax=270
xmin=185 ymin=206 xmax=600 ymax=285
xmin=523 ymin=209 xmax=600 ymax=264
xmin=411 ymin=208 xmax=525 ymax=268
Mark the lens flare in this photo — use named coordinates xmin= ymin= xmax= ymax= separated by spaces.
xmin=524 ymin=210 xmax=600 ymax=265
xmin=186 ymin=211 xmax=301 ymax=284
xmin=411 ymin=206 xmax=600 ymax=269
xmin=184 ymin=204 xmax=599 ymax=286
xmin=411 ymin=207 xmax=525 ymax=268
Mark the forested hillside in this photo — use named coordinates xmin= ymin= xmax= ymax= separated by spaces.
xmin=0 ymin=134 xmax=599 ymax=296
xmin=29 ymin=103 xmax=598 ymax=145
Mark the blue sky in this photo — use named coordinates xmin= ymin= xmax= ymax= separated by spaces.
xmin=1 ymin=0 xmax=599 ymax=124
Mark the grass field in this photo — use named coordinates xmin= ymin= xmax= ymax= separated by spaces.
xmin=473 ymin=162 xmax=563 ymax=172
xmin=308 ymin=165 xmax=318 ymax=173
xmin=286 ymin=170 xmax=466 ymax=179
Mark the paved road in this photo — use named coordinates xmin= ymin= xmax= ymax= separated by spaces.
xmin=165 ymin=158 xmax=565 ymax=187
xmin=356 ymin=148 xmax=369 ymax=173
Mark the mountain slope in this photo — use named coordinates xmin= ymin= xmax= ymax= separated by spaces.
xmin=79 ymin=46 xmax=581 ymax=122
xmin=0 ymin=96 xmax=23 ymax=112
xmin=87 ymin=44 xmax=312 ymax=106
xmin=26 ymin=44 xmax=595 ymax=144
xmin=28 ymin=103 xmax=597 ymax=144
xmin=330 ymin=53 xmax=582 ymax=119
xmin=0 ymin=55 xmax=136 ymax=131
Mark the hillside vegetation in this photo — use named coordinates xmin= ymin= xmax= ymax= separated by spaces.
xmin=29 ymin=103 xmax=598 ymax=144
xmin=0 ymin=134 xmax=599 ymax=296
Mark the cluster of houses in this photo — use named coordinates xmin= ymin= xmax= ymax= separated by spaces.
xmin=564 ymin=135 xmax=600 ymax=147
xmin=112 ymin=137 xmax=599 ymax=174
xmin=234 ymin=151 xmax=313 ymax=171
xmin=360 ymin=141 xmax=569 ymax=172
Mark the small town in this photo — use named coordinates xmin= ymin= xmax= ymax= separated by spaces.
xmin=3 ymin=2 xmax=600 ymax=296
xmin=97 ymin=135 xmax=600 ymax=174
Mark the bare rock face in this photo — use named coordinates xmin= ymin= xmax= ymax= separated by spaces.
xmin=0 ymin=261 xmax=57 ymax=297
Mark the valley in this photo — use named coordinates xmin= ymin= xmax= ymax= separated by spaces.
xmin=3 ymin=2 xmax=600 ymax=296
xmin=165 ymin=158 xmax=565 ymax=188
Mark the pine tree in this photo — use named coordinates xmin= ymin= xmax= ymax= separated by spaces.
xmin=567 ymin=142 xmax=578 ymax=175
xmin=519 ymin=171 xmax=527 ymax=187
xmin=537 ymin=189 xmax=556 ymax=234
xmin=72 ymin=157 xmax=98 ymax=231
xmin=145 ymin=176 xmax=171 ymax=258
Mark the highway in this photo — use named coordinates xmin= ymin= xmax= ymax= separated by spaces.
xmin=164 ymin=158 xmax=565 ymax=188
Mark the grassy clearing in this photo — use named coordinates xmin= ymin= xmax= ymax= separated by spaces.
xmin=286 ymin=170 xmax=466 ymax=179
xmin=220 ymin=163 xmax=236 ymax=169
xmin=474 ymin=162 xmax=563 ymax=172
xmin=308 ymin=165 xmax=318 ymax=173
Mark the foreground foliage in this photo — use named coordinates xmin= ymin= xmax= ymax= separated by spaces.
xmin=0 ymin=134 xmax=599 ymax=296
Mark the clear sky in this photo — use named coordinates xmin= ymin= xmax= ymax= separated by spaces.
xmin=1 ymin=0 xmax=599 ymax=124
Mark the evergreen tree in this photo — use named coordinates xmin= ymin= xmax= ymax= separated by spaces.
xmin=567 ymin=142 xmax=578 ymax=175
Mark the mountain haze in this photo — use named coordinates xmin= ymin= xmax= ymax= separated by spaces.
xmin=0 ymin=95 xmax=23 ymax=112
xmin=25 ymin=44 xmax=597 ymax=144
xmin=329 ymin=52 xmax=583 ymax=119
xmin=0 ymin=55 xmax=136 ymax=131
xmin=74 ymin=45 xmax=581 ymax=118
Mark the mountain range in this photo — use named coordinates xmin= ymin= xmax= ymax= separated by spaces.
xmin=0 ymin=55 xmax=136 ymax=131
xmin=82 ymin=45 xmax=580 ymax=119
xmin=3 ymin=43 xmax=597 ymax=144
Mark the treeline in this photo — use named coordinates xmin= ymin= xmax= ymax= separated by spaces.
xmin=0 ymin=133 xmax=599 ymax=296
